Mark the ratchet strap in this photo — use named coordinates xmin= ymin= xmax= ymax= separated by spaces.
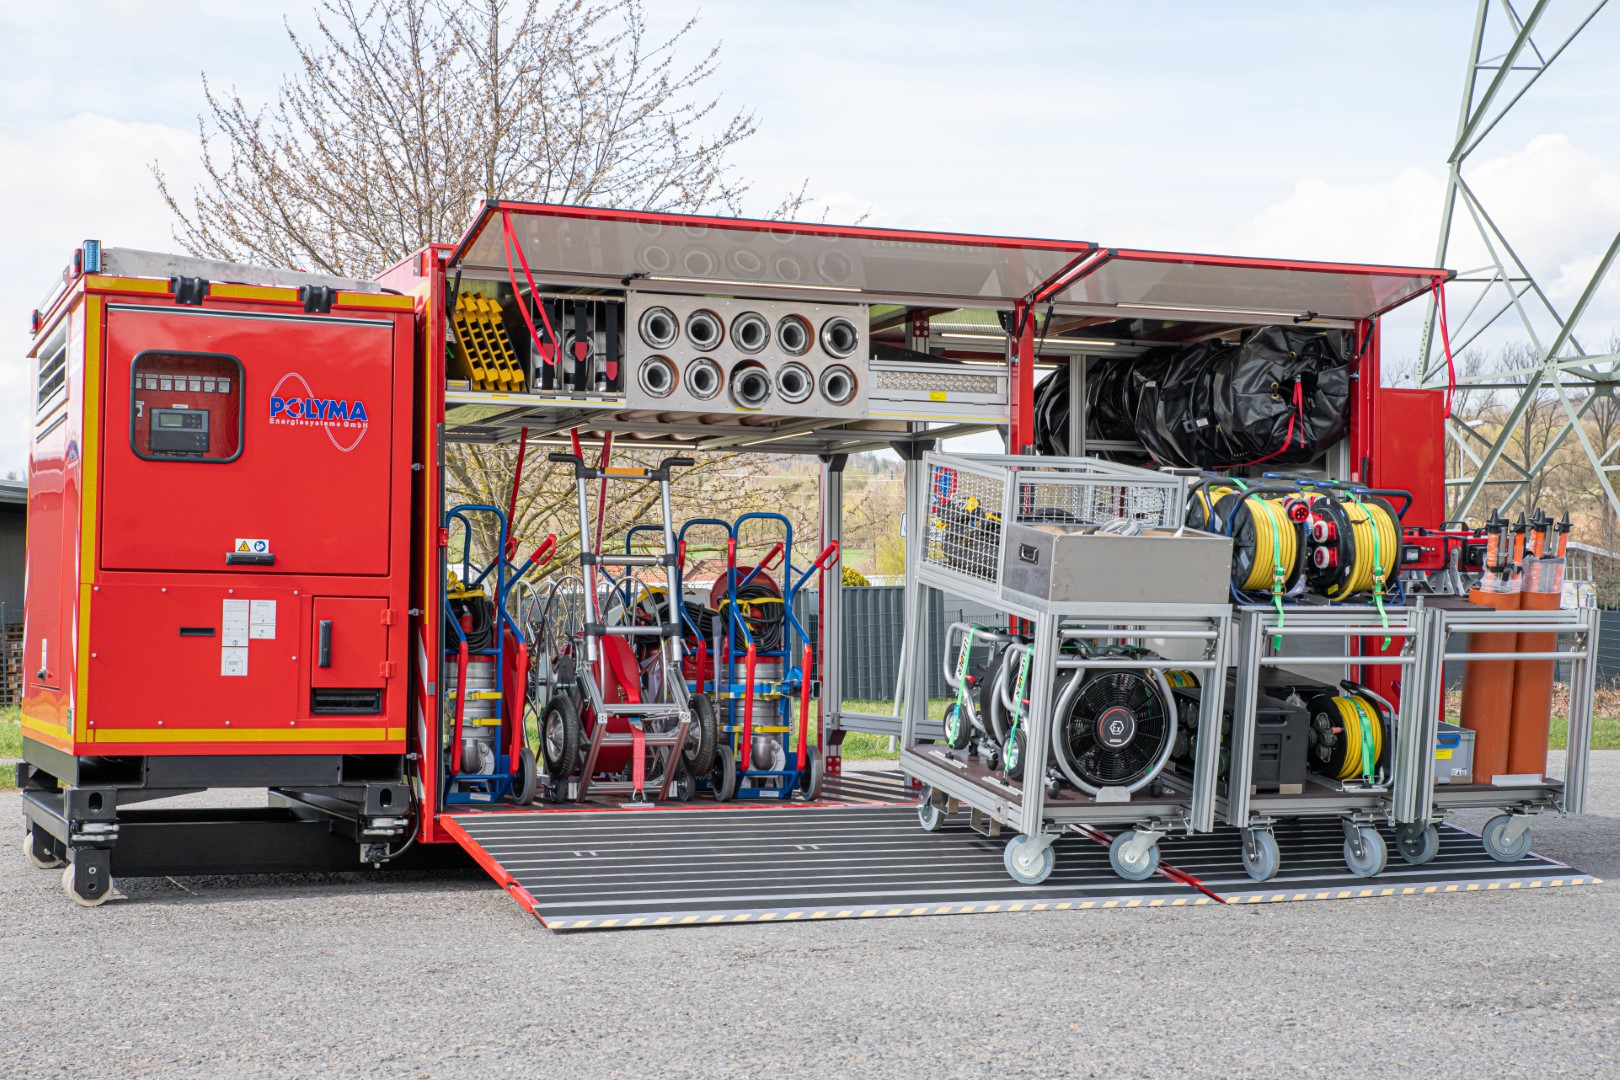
xmin=1343 ymin=488 xmax=1392 ymax=649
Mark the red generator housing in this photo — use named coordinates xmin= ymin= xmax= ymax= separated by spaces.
xmin=20 ymin=249 xmax=424 ymax=902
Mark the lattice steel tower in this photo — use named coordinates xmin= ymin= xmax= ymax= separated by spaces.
xmin=1419 ymin=0 xmax=1619 ymax=521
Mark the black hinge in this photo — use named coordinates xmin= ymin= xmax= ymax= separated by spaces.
xmin=299 ymin=285 xmax=336 ymax=314
xmin=169 ymin=276 xmax=210 ymax=306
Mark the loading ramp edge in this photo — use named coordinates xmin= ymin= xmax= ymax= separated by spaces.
xmin=441 ymin=800 xmax=1600 ymax=931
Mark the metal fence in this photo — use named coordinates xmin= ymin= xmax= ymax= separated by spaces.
xmin=796 ymin=585 xmax=1003 ymax=703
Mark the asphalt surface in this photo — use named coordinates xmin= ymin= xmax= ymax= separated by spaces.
xmin=5 ymin=755 xmax=1619 ymax=1079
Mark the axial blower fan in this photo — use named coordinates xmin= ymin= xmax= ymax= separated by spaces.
xmin=1050 ymin=668 xmax=1178 ymax=795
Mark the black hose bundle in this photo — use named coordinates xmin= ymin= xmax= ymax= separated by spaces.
xmin=1034 ymin=328 xmax=1351 ymax=468
xmin=731 ymin=578 xmax=785 ymax=652
xmin=445 ymin=592 xmax=495 ymax=651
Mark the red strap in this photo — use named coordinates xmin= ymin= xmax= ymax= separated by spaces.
xmin=797 ymin=643 xmax=812 ymax=771
xmin=506 ymin=427 xmax=527 ymax=559
xmin=500 ymin=211 xmax=559 ymax=366
xmin=630 ymin=724 xmax=646 ymax=796
xmin=741 ymin=644 xmax=757 ymax=772
xmin=1225 ymin=380 xmax=1303 ymax=469
xmin=1433 ymin=279 xmax=1457 ymax=419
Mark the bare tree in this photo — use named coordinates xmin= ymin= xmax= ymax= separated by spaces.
xmin=154 ymin=0 xmax=805 ymax=276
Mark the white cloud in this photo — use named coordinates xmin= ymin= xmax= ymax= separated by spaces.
xmin=1211 ymin=134 xmax=1620 ymax=364
xmin=0 ymin=112 xmax=202 ymax=474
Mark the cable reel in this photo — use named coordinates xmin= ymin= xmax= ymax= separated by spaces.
xmin=1302 ymin=493 xmax=1400 ymax=600
xmin=1216 ymin=491 xmax=1307 ymax=601
xmin=1306 ymin=683 xmax=1392 ymax=783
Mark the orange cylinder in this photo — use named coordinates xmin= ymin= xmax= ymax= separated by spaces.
xmin=1460 ymin=589 xmax=1521 ymax=784
xmin=1507 ymin=588 xmax=1559 ymax=780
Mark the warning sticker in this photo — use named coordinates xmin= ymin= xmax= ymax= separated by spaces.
xmin=221 ymin=647 xmax=249 ymax=677
xmin=250 ymin=599 xmax=277 ymax=640
xmin=234 ymin=538 xmax=271 ymax=555
xmin=222 ymin=599 xmax=250 ymax=647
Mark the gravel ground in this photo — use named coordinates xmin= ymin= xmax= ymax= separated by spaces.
xmin=4 ymin=755 xmax=1619 ymax=1079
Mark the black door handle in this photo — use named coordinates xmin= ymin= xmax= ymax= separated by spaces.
xmin=318 ymin=620 xmax=333 ymax=667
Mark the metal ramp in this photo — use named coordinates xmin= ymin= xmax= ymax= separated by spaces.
xmin=439 ymin=770 xmax=1599 ymax=931
xmin=1153 ymin=819 xmax=1601 ymax=904
xmin=442 ymin=803 xmax=1207 ymax=930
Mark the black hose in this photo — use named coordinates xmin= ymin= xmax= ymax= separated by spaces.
xmin=445 ymin=593 xmax=495 ymax=652
xmin=733 ymin=578 xmax=785 ymax=652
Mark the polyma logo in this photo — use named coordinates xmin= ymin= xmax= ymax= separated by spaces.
xmin=269 ymin=372 xmax=370 ymax=452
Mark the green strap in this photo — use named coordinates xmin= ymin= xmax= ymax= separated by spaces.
xmin=1249 ymin=494 xmax=1289 ymax=639
xmin=951 ymin=628 xmax=977 ymax=716
xmin=1344 ymin=490 xmax=1391 ymax=648
xmin=1009 ymin=647 xmax=1033 ymax=742
xmin=1346 ymin=695 xmax=1377 ymax=782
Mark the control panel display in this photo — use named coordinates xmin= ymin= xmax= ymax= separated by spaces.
xmin=130 ymin=351 xmax=242 ymax=462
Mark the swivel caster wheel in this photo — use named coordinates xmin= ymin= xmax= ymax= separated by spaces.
xmin=1003 ymin=834 xmax=1056 ymax=885
xmin=1482 ymin=814 xmax=1533 ymax=863
xmin=1343 ymin=825 xmax=1388 ymax=878
xmin=917 ymin=786 xmax=945 ymax=833
xmin=1395 ymin=823 xmax=1440 ymax=866
xmin=62 ymin=862 xmax=114 ymax=908
xmin=1109 ymin=830 xmax=1161 ymax=882
xmin=1241 ymin=829 xmax=1280 ymax=883
xmin=24 ymin=828 xmax=62 ymax=870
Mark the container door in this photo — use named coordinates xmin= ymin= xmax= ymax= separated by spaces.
xmin=99 ymin=304 xmax=397 ymax=576
xmin=310 ymin=597 xmax=390 ymax=690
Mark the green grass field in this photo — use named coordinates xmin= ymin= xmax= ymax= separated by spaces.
xmin=2 ymin=707 xmax=20 ymax=788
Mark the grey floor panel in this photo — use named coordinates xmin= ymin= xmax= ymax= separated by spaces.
xmin=446 ymin=803 xmax=1210 ymax=929
xmin=1155 ymin=819 xmax=1600 ymax=903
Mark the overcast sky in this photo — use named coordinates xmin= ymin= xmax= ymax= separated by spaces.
xmin=2 ymin=0 xmax=1617 ymax=475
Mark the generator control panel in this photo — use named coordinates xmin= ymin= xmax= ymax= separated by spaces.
xmin=148 ymin=407 xmax=210 ymax=456
xmin=129 ymin=350 xmax=242 ymax=462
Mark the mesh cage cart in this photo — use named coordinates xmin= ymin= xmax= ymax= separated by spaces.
xmin=899 ymin=453 xmax=1234 ymax=884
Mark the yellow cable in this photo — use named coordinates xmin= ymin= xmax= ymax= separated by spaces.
xmin=1328 ymin=694 xmax=1384 ymax=781
xmin=1329 ymin=498 xmax=1399 ymax=598
xmin=1237 ymin=496 xmax=1299 ymax=592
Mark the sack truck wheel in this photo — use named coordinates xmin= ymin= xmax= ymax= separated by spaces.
xmin=1109 ymin=830 xmax=1161 ymax=882
xmin=541 ymin=696 xmax=583 ymax=799
xmin=1002 ymin=726 xmax=1025 ymax=782
xmin=943 ymin=701 xmax=972 ymax=751
xmin=511 ymin=746 xmax=538 ymax=805
xmin=1482 ymin=814 xmax=1533 ymax=863
xmin=799 ymin=746 xmax=824 ymax=802
xmin=1003 ymin=834 xmax=1056 ymax=885
xmin=917 ymin=785 xmax=945 ymax=832
xmin=673 ymin=767 xmax=696 ymax=802
xmin=1395 ymin=823 xmax=1440 ymax=866
xmin=24 ymin=827 xmax=63 ymax=870
xmin=62 ymin=863 xmax=113 ymax=908
xmin=711 ymin=743 xmax=738 ymax=803
xmin=1241 ymin=829 xmax=1281 ymax=883
xmin=683 ymin=694 xmax=718 ymax=779
xmin=1343 ymin=825 xmax=1389 ymax=878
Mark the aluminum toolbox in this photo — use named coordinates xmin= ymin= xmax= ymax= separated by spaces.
xmin=1001 ymin=523 xmax=1232 ymax=606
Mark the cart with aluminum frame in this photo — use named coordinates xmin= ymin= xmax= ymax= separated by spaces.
xmin=1220 ymin=603 xmax=1430 ymax=881
xmin=897 ymin=452 xmax=1233 ymax=884
xmin=1411 ymin=601 xmax=1600 ymax=863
